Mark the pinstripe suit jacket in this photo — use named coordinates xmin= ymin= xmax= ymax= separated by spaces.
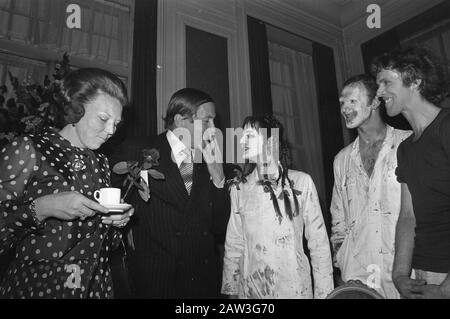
xmin=127 ymin=132 xmax=229 ymax=298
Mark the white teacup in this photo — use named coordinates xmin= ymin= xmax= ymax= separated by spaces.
xmin=94 ymin=188 xmax=121 ymax=206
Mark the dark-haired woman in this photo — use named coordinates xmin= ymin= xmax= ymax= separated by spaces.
xmin=221 ymin=115 xmax=333 ymax=299
xmin=0 ymin=68 xmax=134 ymax=298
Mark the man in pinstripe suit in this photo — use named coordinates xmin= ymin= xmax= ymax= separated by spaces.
xmin=127 ymin=88 xmax=229 ymax=298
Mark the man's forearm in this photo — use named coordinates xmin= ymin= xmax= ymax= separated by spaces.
xmin=392 ymin=216 xmax=416 ymax=279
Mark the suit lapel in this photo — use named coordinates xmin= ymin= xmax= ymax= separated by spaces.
xmin=148 ymin=134 xmax=190 ymax=210
xmin=148 ymin=134 xmax=214 ymax=212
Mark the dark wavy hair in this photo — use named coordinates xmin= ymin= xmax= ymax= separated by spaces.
xmin=58 ymin=68 xmax=128 ymax=125
xmin=241 ymin=114 xmax=299 ymax=222
xmin=343 ymin=74 xmax=379 ymax=104
xmin=163 ymin=88 xmax=213 ymax=129
xmin=370 ymin=46 xmax=448 ymax=105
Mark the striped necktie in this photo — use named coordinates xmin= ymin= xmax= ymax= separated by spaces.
xmin=179 ymin=148 xmax=193 ymax=195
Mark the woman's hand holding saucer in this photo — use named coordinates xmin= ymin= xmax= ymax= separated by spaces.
xmin=34 ymin=191 xmax=109 ymax=221
xmin=101 ymin=207 xmax=134 ymax=228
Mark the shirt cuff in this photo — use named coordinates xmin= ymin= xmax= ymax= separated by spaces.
xmin=211 ymin=176 xmax=225 ymax=189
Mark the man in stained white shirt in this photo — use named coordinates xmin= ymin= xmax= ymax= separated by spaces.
xmin=330 ymin=74 xmax=411 ymax=299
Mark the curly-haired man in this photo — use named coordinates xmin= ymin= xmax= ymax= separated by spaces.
xmin=372 ymin=46 xmax=450 ymax=299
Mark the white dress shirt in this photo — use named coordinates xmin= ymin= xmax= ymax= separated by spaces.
xmin=166 ymin=130 xmax=224 ymax=188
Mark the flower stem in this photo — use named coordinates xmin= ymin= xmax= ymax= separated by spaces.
xmin=122 ymin=178 xmax=135 ymax=202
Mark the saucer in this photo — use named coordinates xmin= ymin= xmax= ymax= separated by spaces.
xmin=103 ymin=203 xmax=132 ymax=213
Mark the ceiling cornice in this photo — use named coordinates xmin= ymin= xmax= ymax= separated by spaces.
xmin=243 ymin=0 xmax=343 ymax=47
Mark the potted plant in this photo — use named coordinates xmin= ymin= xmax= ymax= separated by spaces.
xmin=0 ymin=53 xmax=71 ymax=148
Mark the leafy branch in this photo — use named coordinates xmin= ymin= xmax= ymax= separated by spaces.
xmin=0 ymin=53 xmax=71 ymax=147
xmin=112 ymin=148 xmax=165 ymax=202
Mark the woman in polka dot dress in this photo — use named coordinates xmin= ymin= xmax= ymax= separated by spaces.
xmin=0 ymin=68 xmax=134 ymax=298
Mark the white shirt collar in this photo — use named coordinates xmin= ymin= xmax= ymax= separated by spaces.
xmin=166 ymin=130 xmax=192 ymax=168
xmin=352 ymin=124 xmax=394 ymax=152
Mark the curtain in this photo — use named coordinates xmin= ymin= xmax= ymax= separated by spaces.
xmin=268 ymin=42 xmax=326 ymax=203
xmin=312 ymin=42 xmax=343 ymax=232
xmin=127 ymin=0 xmax=157 ymax=137
xmin=0 ymin=0 xmax=132 ymax=67
xmin=247 ymin=16 xmax=273 ymax=116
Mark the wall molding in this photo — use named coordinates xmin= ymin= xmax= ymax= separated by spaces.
xmin=157 ymin=0 xmax=254 ymax=132
xmin=178 ymin=11 xmax=241 ymax=127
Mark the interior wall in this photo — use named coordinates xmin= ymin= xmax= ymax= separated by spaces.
xmin=156 ymin=0 xmax=348 ymax=136
xmin=338 ymin=0 xmax=445 ymax=145
xmin=341 ymin=0 xmax=444 ymax=80
xmin=157 ymin=0 xmax=446 ymax=168
xmin=360 ymin=1 xmax=450 ymax=130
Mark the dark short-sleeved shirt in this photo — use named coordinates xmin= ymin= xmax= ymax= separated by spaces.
xmin=396 ymin=109 xmax=450 ymax=273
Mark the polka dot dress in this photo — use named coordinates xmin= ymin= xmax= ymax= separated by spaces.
xmin=0 ymin=129 xmax=121 ymax=298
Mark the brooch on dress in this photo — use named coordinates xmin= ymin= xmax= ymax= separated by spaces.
xmin=72 ymin=158 xmax=86 ymax=172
